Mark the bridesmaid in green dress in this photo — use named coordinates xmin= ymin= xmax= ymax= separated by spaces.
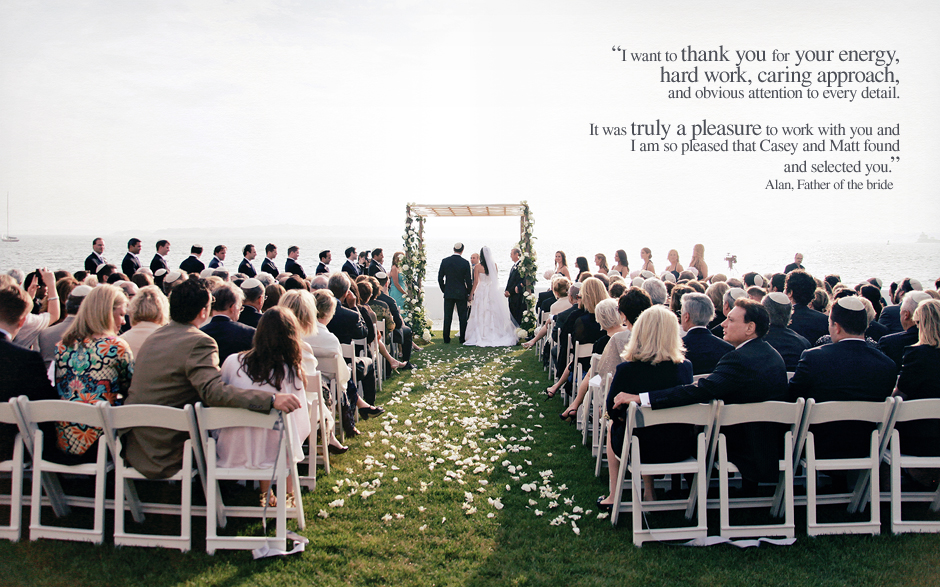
xmin=389 ymin=251 xmax=407 ymax=309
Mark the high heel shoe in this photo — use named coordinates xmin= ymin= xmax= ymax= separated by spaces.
xmin=359 ymin=405 xmax=385 ymax=420
xmin=597 ymin=495 xmax=613 ymax=513
xmin=328 ymin=443 xmax=349 ymax=455
xmin=545 ymin=387 xmax=558 ymax=399
xmin=559 ymin=409 xmax=576 ymax=423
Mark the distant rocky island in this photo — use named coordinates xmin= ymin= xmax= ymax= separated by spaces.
xmin=917 ymin=232 xmax=940 ymax=243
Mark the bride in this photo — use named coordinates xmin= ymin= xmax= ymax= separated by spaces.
xmin=464 ymin=246 xmax=519 ymax=347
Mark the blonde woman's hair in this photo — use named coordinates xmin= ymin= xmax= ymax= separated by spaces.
xmin=313 ymin=289 xmax=337 ymax=322
xmin=62 ymin=284 xmax=127 ymax=347
xmin=621 ymin=305 xmax=685 ymax=365
xmin=129 ymin=285 xmax=169 ymax=326
xmin=580 ymin=277 xmax=609 ymax=313
xmin=279 ymin=289 xmax=319 ymax=336
xmin=914 ymin=299 xmax=940 ymax=348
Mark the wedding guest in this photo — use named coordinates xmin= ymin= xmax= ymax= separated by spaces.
xmin=879 ymin=291 xmax=932 ymax=369
xmin=761 ymin=291 xmax=810 ymax=371
xmin=217 ymin=307 xmax=310 ymax=507
xmin=668 ymin=284 xmax=694 ymax=319
xmin=689 ymin=243 xmax=708 ymax=281
xmin=200 ymin=283 xmax=255 ymax=364
xmin=612 ymin=250 xmax=629 ymax=276
xmin=680 ymin=292 xmax=733 ymax=374
xmin=893 ymin=299 xmax=940 ymax=463
xmin=12 ymin=268 xmax=60 ymax=350
xmin=38 ymin=280 xmax=83 ymax=367
xmin=522 ymin=277 xmax=571 ymax=351
xmin=263 ymin=283 xmax=285 ymax=311
xmin=53 ymin=284 xmax=132 ymax=464
xmin=786 ymin=270 xmax=829 ymax=346
xmin=238 ymin=278 xmax=265 ymax=328
xmin=641 ymin=278 xmax=667 ymax=306
xmin=546 ymin=277 xmax=608 ymax=398
xmin=121 ymin=285 xmax=169 ymax=357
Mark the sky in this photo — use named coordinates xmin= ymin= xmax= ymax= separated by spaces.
xmin=1 ymin=0 xmax=938 ymax=245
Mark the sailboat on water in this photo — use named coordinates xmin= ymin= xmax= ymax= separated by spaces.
xmin=2 ymin=192 xmax=18 ymax=242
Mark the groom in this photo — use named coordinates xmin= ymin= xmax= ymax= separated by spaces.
xmin=505 ymin=247 xmax=525 ymax=327
xmin=438 ymin=242 xmax=473 ymax=344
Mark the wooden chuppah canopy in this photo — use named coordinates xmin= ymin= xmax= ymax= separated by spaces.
xmin=400 ymin=202 xmax=537 ymax=341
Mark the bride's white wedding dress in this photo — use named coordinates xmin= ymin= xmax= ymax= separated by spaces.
xmin=464 ymin=247 xmax=519 ymax=347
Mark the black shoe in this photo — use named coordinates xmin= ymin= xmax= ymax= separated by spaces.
xmin=359 ymin=406 xmax=385 ymax=420
xmin=401 ymin=362 xmax=415 ymax=370
xmin=559 ymin=410 xmax=576 ymax=423
xmin=597 ymin=496 xmax=613 ymax=513
xmin=344 ymin=426 xmax=361 ymax=437
xmin=443 ymin=339 xmax=450 ymax=344
xmin=328 ymin=443 xmax=349 ymax=455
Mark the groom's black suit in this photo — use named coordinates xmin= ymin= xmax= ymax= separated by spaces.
xmin=438 ymin=253 xmax=472 ymax=343
xmin=505 ymin=262 xmax=525 ymax=326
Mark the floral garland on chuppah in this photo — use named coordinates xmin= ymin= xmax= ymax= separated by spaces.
xmin=401 ymin=205 xmax=433 ymax=343
xmin=515 ymin=201 xmax=538 ymax=338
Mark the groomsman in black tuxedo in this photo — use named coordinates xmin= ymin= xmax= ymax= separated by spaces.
xmin=85 ymin=237 xmax=106 ymax=273
xmin=368 ymin=248 xmax=386 ymax=277
xmin=261 ymin=243 xmax=279 ymax=277
xmin=316 ymin=250 xmax=331 ymax=275
xmin=122 ymin=238 xmax=142 ymax=277
xmin=285 ymin=246 xmax=306 ymax=278
xmin=342 ymin=246 xmax=361 ymax=279
xmin=438 ymin=243 xmax=472 ymax=343
xmin=179 ymin=245 xmax=205 ymax=274
xmin=150 ymin=240 xmax=171 ymax=273
xmin=208 ymin=245 xmax=226 ymax=269
xmin=504 ymin=247 xmax=525 ymax=326
xmin=238 ymin=244 xmax=257 ymax=277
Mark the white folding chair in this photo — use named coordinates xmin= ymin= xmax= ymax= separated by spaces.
xmin=300 ymin=370 xmax=330 ymax=486
xmin=578 ymin=355 xmax=600 ymax=445
xmin=590 ymin=373 xmax=613 ymax=460
xmin=803 ymin=398 xmax=895 ymax=536
xmin=99 ymin=403 xmax=200 ymax=551
xmin=195 ymin=403 xmax=305 ymax=555
xmin=0 ymin=398 xmax=26 ymax=541
xmin=567 ymin=342 xmax=593 ymax=407
xmin=313 ymin=349 xmax=345 ymax=442
xmin=713 ymin=399 xmax=805 ymax=539
xmin=18 ymin=397 xmax=111 ymax=544
xmin=886 ymin=398 xmax=940 ymax=533
xmin=535 ymin=313 xmax=551 ymax=359
xmin=376 ymin=319 xmax=386 ymax=387
xmin=611 ymin=401 xmax=719 ymax=547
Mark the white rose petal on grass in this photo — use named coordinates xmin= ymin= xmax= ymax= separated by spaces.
xmin=534 ymin=509 xmax=543 ymax=516
xmin=572 ymin=522 xmax=581 ymax=536
xmin=328 ymin=499 xmax=345 ymax=508
xmin=382 ymin=513 xmax=393 ymax=522
xmin=597 ymin=512 xmax=610 ymax=519
xmin=419 ymin=524 xmax=428 ymax=531
xmin=318 ymin=510 xmax=329 ymax=519
xmin=360 ymin=490 xmax=375 ymax=499
xmin=418 ymin=506 xmax=426 ymax=512
xmin=487 ymin=512 xmax=495 ymax=518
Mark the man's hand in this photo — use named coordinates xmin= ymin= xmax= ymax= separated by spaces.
xmin=612 ymin=392 xmax=640 ymax=409
xmin=272 ymin=393 xmax=301 ymax=413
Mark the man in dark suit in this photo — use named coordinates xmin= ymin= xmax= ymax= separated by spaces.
xmin=316 ymin=250 xmax=332 ymax=275
xmin=615 ymin=299 xmax=789 ymax=483
xmin=878 ymin=291 xmax=931 ymax=369
xmin=761 ymin=292 xmax=810 ymax=371
xmin=261 ymin=243 xmax=278 ymax=277
xmin=122 ymin=238 xmax=142 ymax=277
xmin=376 ymin=273 xmax=413 ymax=367
xmin=238 ymin=244 xmax=257 ymax=278
xmin=504 ymin=247 xmax=525 ymax=326
xmin=179 ymin=245 xmax=205 ymax=274
xmin=199 ymin=283 xmax=256 ymax=364
xmin=284 ymin=246 xmax=306 ymax=278
xmin=342 ymin=246 xmax=360 ymax=279
xmin=325 ymin=273 xmax=368 ymax=344
xmin=123 ymin=278 xmax=300 ymax=479
xmin=207 ymin=245 xmax=226 ymax=269
xmin=84 ymin=237 xmax=106 ymax=273
xmin=368 ymin=248 xmax=386 ymax=277
xmin=150 ymin=240 xmax=171 ymax=273
xmin=438 ymin=243 xmax=472 ymax=344
xmin=0 ymin=284 xmax=58 ymax=460
xmin=785 ymin=270 xmax=829 ymax=346
xmin=237 ymin=278 xmax=264 ymax=328
xmin=679 ymin=292 xmax=734 ymax=375
xmin=784 ymin=252 xmax=804 ymax=273
xmin=788 ymin=297 xmax=898 ymax=459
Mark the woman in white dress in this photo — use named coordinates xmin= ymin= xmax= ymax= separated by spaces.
xmin=464 ymin=246 xmax=519 ymax=347
xmin=216 ymin=307 xmax=311 ymax=508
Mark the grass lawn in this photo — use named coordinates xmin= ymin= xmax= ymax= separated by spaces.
xmin=3 ymin=334 xmax=940 ymax=586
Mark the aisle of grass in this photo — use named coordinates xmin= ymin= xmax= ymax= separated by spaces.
xmin=3 ymin=336 xmax=940 ymax=586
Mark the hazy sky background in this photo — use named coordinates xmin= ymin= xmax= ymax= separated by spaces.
xmin=1 ymin=0 xmax=937 ymax=245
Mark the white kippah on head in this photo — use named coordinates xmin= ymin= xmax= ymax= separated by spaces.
xmin=375 ymin=272 xmax=388 ymax=280
xmin=165 ymin=270 xmax=184 ymax=285
xmin=910 ymin=278 xmax=923 ymax=291
xmin=632 ymin=277 xmax=645 ymax=287
xmin=688 ymin=267 xmax=699 ymax=277
xmin=199 ymin=268 xmax=214 ymax=279
xmin=836 ymin=296 xmax=865 ymax=312
xmin=154 ymin=268 xmax=168 ymax=278
xmin=240 ymin=278 xmax=262 ymax=290
xmin=640 ymin=270 xmax=655 ymax=279
xmin=454 ymin=242 xmax=463 ymax=250
xmin=608 ymin=269 xmax=621 ymax=277
xmin=661 ymin=272 xmax=676 ymax=283
xmin=768 ymin=292 xmax=790 ymax=305
xmin=753 ymin=274 xmax=764 ymax=287
xmin=544 ymin=270 xmax=554 ymax=280
xmin=70 ymin=285 xmax=93 ymax=298
xmin=728 ymin=287 xmax=747 ymax=300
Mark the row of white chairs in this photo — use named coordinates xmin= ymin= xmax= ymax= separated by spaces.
xmin=586 ymin=394 xmax=940 ymax=546
xmin=0 ymin=391 xmax=331 ymax=553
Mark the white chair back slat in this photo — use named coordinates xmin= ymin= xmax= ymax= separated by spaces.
xmin=0 ymin=398 xmax=25 ymax=541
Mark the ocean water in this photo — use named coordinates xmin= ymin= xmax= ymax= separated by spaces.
xmin=2 ymin=233 xmax=937 ymax=320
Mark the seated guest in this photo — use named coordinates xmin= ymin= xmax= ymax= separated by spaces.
xmin=893 ymin=299 xmax=940 ymax=464
xmin=600 ymin=305 xmax=693 ymax=506
xmin=277 ymin=290 xmax=348 ymax=454
xmin=549 ymin=282 xmax=583 ymax=373
xmin=238 ymin=244 xmax=257 ymax=278
xmin=641 ymin=277 xmax=666 ymax=306
xmin=12 ymin=268 xmax=60 ymax=350
xmin=0 ymin=284 xmax=58 ymax=460
xmin=560 ymin=290 xmax=651 ymax=421
xmin=811 ymin=288 xmax=831 ymax=317
xmin=546 ymin=278 xmax=608 ymax=398
xmin=611 ymin=299 xmax=789 ymax=488
xmin=263 ymin=283 xmax=285 ymax=311
xmin=879 ymin=291 xmax=932 ymax=370
xmin=123 ymin=278 xmax=300 ymax=479
xmin=179 ymin=245 xmax=205 ymax=274
xmin=216 ymin=307 xmax=310 ymax=508
xmin=680 ymin=292 xmax=734 ymax=375
xmin=762 ymin=291 xmax=811 ymax=371
xmin=786 ymin=270 xmax=830 ymax=346
xmin=769 ymin=273 xmax=787 ymax=293
xmin=121 ymin=285 xmax=170 ymax=357
xmin=705 ymin=281 xmax=730 ymax=332
xmin=523 ymin=277 xmax=572 ymax=351
xmin=238 ymin=278 xmax=265 ymax=328
xmin=860 ymin=297 xmax=889 ymax=342
xmin=788 ymin=297 xmax=897 ymax=460
xmin=200 ymin=283 xmax=256 ymax=364
xmin=53 ymin=284 xmax=133 ymax=463
xmin=668 ymin=284 xmax=694 ymax=319
xmin=710 ymin=286 xmax=746 ymax=339
xmin=747 ymin=286 xmax=766 ymax=302
xmin=38 ymin=280 xmax=84 ymax=368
